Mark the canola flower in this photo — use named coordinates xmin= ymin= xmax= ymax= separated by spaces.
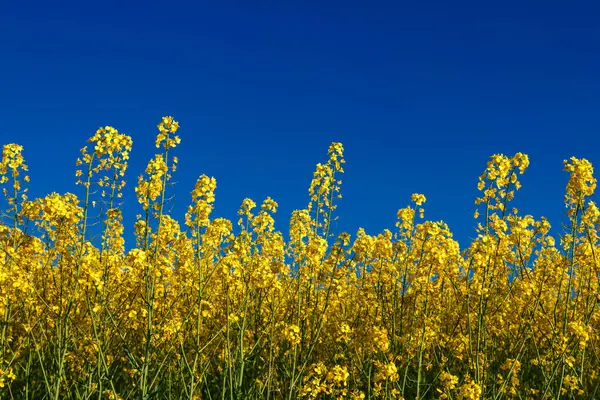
xmin=0 ymin=117 xmax=599 ymax=399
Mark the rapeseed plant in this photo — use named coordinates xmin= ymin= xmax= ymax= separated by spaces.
xmin=0 ymin=117 xmax=599 ymax=399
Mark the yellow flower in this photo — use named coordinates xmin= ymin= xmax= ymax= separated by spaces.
xmin=411 ymin=193 xmax=426 ymax=206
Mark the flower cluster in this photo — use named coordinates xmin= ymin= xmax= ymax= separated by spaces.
xmin=0 ymin=117 xmax=599 ymax=399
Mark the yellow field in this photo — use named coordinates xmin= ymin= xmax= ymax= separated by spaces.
xmin=0 ymin=117 xmax=598 ymax=399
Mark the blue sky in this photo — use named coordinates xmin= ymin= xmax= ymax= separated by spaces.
xmin=1 ymin=0 xmax=599 ymax=247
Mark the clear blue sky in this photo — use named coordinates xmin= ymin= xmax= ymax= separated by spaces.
xmin=1 ymin=1 xmax=599 ymax=247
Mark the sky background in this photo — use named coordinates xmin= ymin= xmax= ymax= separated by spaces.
xmin=1 ymin=0 xmax=600 ymax=248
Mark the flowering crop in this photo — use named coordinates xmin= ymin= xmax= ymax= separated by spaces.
xmin=1 ymin=117 xmax=599 ymax=399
